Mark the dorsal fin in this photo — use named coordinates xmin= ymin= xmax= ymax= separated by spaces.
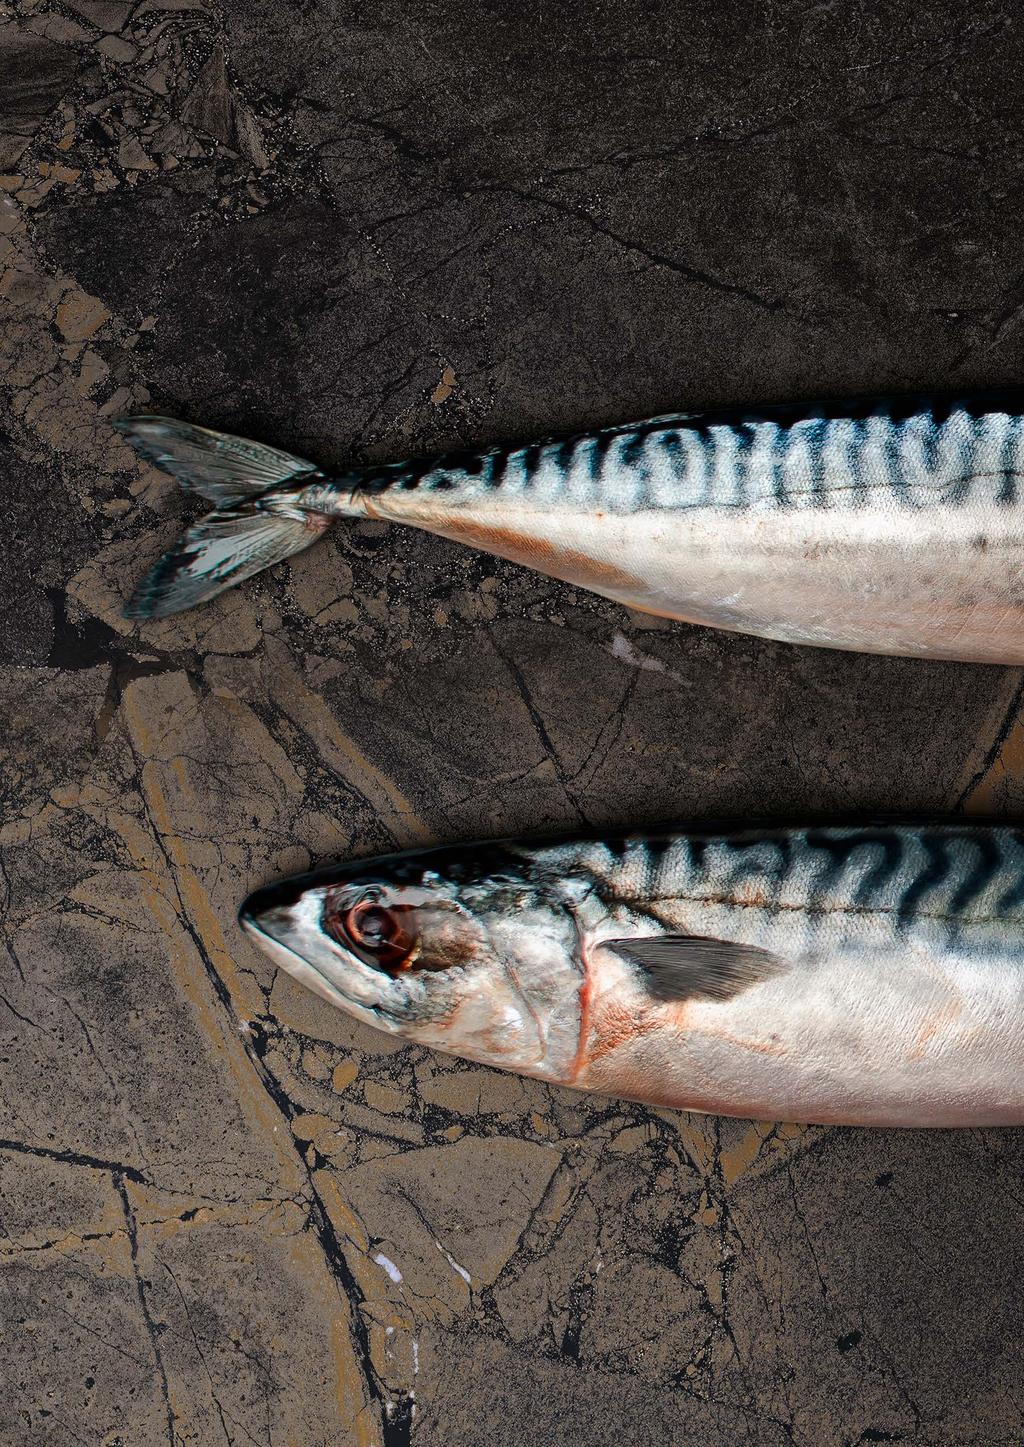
xmin=605 ymin=935 xmax=784 ymax=1003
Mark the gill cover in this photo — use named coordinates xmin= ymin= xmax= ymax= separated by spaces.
xmin=239 ymin=845 xmax=587 ymax=1079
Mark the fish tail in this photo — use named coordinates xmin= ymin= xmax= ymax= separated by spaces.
xmin=117 ymin=415 xmax=332 ymax=620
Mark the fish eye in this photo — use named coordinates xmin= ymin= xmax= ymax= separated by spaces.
xmin=350 ymin=902 xmax=391 ymax=948
xmin=323 ymin=888 xmax=417 ymax=974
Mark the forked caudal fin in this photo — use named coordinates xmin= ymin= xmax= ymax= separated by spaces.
xmin=117 ymin=415 xmax=331 ymax=620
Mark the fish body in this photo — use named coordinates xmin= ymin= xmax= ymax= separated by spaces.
xmin=123 ymin=393 xmax=1024 ymax=662
xmin=240 ymin=823 xmax=1024 ymax=1127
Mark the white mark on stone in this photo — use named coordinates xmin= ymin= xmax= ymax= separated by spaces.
xmin=435 ymin=1239 xmax=471 ymax=1285
xmin=607 ymin=631 xmax=692 ymax=687
xmin=373 ymin=1252 xmax=403 ymax=1283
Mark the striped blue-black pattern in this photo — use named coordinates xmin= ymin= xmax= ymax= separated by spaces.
xmin=348 ymin=391 xmax=1024 ymax=514
xmin=120 ymin=390 xmax=1024 ymax=650
xmin=533 ymin=824 xmax=1024 ymax=935
xmin=240 ymin=820 xmax=1024 ymax=1126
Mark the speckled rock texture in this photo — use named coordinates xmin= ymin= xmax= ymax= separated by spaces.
xmin=4 ymin=1 xmax=1024 ymax=1442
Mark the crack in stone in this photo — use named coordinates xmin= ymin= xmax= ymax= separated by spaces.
xmin=0 ymin=1133 xmax=149 ymax=1184
xmin=118 ymin=701 xmax=405 ymax=1442
xmin=115 ymin=1172 xmax=180 ymax=1447
xmin=953 ymin=671 xmax=1024 ymax=809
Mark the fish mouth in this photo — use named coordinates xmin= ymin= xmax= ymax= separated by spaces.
xmin=237 ymin=878 xmax=309 ymax=962
xmin=238 ymin=881 xmax=360 ymax=1013
xmin=238 ymin=878 xmax=402 ymax=1025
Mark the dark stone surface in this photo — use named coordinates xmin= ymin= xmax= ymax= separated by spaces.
xmin=4 ymin=1 xmax=1024 ymax=1443
xmin=0 ymin=27 xmax=79 ymax=168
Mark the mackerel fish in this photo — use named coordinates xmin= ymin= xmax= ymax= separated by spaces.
xmin=121 ymin=392 xmax=1024 ymax=662
xmin=240 ymin=823 xmax=1024 ymax=1127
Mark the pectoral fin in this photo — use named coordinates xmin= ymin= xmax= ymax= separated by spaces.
xmin=605 ymin=934 xmax=784 ymax=1002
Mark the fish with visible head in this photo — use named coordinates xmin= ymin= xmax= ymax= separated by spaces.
xmin=240 ymin=824 xmax=1024 ymax=1126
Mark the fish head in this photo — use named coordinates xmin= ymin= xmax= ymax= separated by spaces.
xmin=239 ymin=842 xmax=589 ymax=1078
